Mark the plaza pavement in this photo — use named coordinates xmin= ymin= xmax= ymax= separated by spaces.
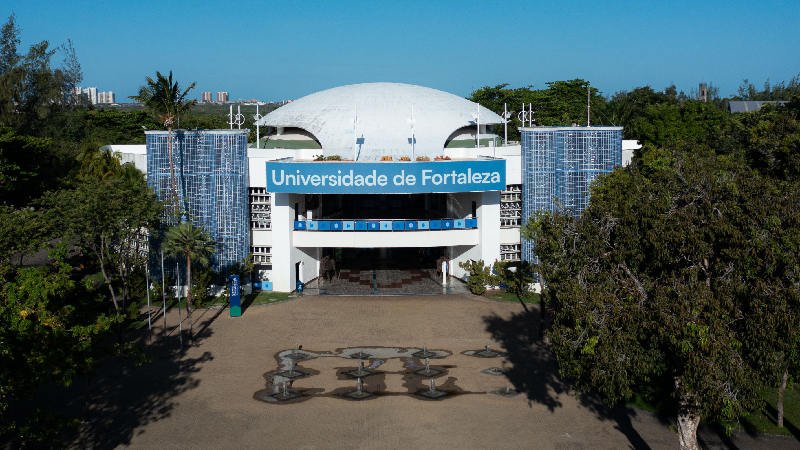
xmin=70 ymin=293 xmax=800 ymax=450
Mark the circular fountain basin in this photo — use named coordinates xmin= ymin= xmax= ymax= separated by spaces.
xmin=343 ymin=368 xmax=376 ymax=379
xmin=341 ymin=390 xmax=374 ymax=400
xmin=414 ymin=368 xmax=446 ymax=377
xmin=490 ymin=387 xmax=520 ymax=398
xmin=481 ymin=367 xmax=508 ymax=376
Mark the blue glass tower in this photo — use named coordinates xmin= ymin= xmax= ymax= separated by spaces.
xmin=146 ymin=129 xmax=250 ymax=282
xmin=520 ymin=126 xmax=622 ymax=262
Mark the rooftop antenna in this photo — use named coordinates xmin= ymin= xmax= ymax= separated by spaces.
xmin=529 ymin=103 xmax=533 ymax=126
xmin=228 ymin=105 xmax=245 ymax=130
xmin=587 ymin=86 xmax=591 ymax=127
xmin=252 ymin=103 xmax=264 ymax=148
xmin=353 ymin=107 xmax=360 ymax=160
xmin=407 ymin=105 xmax=415 ymax=160
xmin=502 ymin=103 xmax=512 ymax=145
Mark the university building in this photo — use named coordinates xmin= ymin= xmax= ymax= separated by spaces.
xmin=110 ymin=83 xmax=634 ymax=293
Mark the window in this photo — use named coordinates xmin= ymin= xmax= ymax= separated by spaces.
xmin=249 ymin=188 xmax=271 ymax=229
xmin=501 ymin=185 xmax=522 ymax=227
xmin=250 ymin=246 xmax=271 ymax=264
xmin=500 ymin=243 xmax=521 ymax=262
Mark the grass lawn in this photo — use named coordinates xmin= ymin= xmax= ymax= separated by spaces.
xmin=484 ymin=289 xmax=540 ymax=304
xmin=151 ymin=291 xmax=300 ymax=311
xmin=625 ymin=377 xmax=800 ymax=438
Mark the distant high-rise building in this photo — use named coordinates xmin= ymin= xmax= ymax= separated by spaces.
xmin=699 ymin=83 xmax=708 ymax=102
xmin=98 ymin=91 xmax=115 ymax=103
xmin=217 ymin=92 xmax=229 ymax=102
xmin=80 ymin=87 xmax=98 ymax=105
xmin=202 ymin=92 xmax=212 ymax=102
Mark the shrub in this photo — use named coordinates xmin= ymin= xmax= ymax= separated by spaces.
xmin=380 ymin=156 xmax=393 ymax=161
xmin=416 ymin=156 xmax=430 ymax=161
xmin=458 ymin=259 xmax=493 ymax=295
xmin=399 ymin=156 xmax=411 ymax=161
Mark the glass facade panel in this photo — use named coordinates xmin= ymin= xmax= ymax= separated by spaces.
xmin=147 ymin=130 xmax=249 ymax=283
xmin=521 ymin=127 xmax=621 ymax=262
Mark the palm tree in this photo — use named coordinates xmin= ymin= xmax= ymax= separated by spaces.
xmin=163 ymin=221 xmax=215 ymax=344
xmin=128 ymin=71 xmax=196 ymax=218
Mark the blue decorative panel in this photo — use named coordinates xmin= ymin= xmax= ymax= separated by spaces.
xmin=331 ymin=220 xmax=342 ymax=231
xmin=147 ymin=129 xmax=249 ymax=283
xmin=442 ymin=219 xmax=454 ymax=229
xmin=380 ymin=221 xmax=392 ymax=231
xmin=392 ymin=221 xmax=405 ymax=231
xmin=368 ymin=221 xmax=380 ymax=231
xmin=307 ymin=221 xmax=318 ymax=230
xmin=520 ymin=126 xmax=622 ymax=262
xmin=465 ymin=218 xmax=477 ymax=228
xmin=343 ymin=221 xmax=355 ymax=231
xmin=454 ymin=219 xmax=465 ymax=229
xmin=429 ymin=220 xmax=441 ymax=230
xmin=318 ymin=220 xmax=330 ymax=231
xmin=418 ymin=221 xmax=429 ymax=230
xmin=356 ymin=221 xmax=369 ymax=231
xmin=294 ymin=220 xmax=306 ymax=230
xmin=405 ymin=220 xmax=417 ymax=230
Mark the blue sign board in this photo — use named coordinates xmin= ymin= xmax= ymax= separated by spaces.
xmin=229 ymin=275 xmax=241 ymax=317
xmin=265 ymin=160 xmax=506 ymax=194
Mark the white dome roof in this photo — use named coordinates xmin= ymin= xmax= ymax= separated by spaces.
xmin=256 ymin=83 xmax=502 ymax=160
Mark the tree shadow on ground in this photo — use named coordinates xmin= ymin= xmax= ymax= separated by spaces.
xmin=5 ymin=325 xmax=215 ymax=449
xmin=71 ymin=347 xmax=214 ymax=449
xmin=483 ymin=307 xmax=661 ymax=450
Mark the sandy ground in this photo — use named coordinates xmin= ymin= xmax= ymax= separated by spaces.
xmin=44 ymin=294 xmax=800 ymax=449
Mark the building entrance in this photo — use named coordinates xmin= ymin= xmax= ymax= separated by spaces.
xmin=304 ymin=247 xmax=467 ymax=295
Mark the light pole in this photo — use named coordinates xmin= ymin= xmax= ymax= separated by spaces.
xmin=146 ymin=265 xmax=152 ymax=346
xmin=407 ymin=106 xmax=415 ymax=160
xmin=472 ymin=111 xmax=480 ymax=148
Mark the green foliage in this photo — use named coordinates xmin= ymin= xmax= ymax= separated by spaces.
xmin=468 ymin=80 xmax=603 ymax=141
xmin=458 ymin=259 xmax=493 ymax=295
xmin=128 ymin=71 xmax=196 ymax=129
xmin=631 ymin=100 xmax=729 ymax=149
xmin=38 ymin=176 xmax=163 ymax=316
xmin=0 ymin=125 xmax=55 ymax=206
xmin=492 ymin=260 xmax=535 ymax=302
xmin=736 ymin=73 xmax=800 ymax=101
xmin=526 ymin=143 xmax=800 ymax=447
xmin=190 ymin=267 xmax=216 ymax=308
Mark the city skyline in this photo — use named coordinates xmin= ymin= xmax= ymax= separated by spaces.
xmin=7 ymin=0 xmax=800 ymax=103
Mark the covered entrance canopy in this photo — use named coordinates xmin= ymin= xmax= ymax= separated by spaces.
xmin=301 ymin=247 xmax=469 ymax=295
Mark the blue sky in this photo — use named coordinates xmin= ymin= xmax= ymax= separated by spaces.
xmin=7 ymin=0 xmax=799 ymax=102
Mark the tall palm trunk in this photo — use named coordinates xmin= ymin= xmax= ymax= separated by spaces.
xmin=185 ymin=253 xmax=193 ymax=343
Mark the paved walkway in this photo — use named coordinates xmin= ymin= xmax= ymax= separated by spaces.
xmin=68 ymin=294 xmax=799 ymax=449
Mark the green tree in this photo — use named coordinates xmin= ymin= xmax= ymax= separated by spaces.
xmin=492 ymin=260 xmax=535 ymax=312
xmin=458 ymin=259 xmax=493 ymax=296
xmin=526 ymin=146 xmax=787 ymax=449
xmin=38 ymin=176 xmax=163 ymax=338
xmin=0 ymin=125 xmax=53 ymax=206
xmin=128 ymin=71 xmax=196 ymax=217
xmin=162 ymin=221 xmax=215 ymax=344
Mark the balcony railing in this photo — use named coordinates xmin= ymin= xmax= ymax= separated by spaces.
xmin=294 ymin=218 xmax=478 ymax=231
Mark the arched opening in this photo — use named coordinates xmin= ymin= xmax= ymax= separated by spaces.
xmin=262 ymin=126 xmax=322 ymax=149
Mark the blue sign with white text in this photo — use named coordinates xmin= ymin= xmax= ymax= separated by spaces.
xmin=265 ymin=160 xmax=506 ymax=193
xmin=229 ymin=275 xmax=241 ymax=317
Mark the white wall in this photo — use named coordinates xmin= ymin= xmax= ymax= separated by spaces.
xmin=479 ymin=190 xmax=501 ymax=268
xmin=251 ymin=230 xmax=273 ymax=246
xmin=499 ymin=228 xmax=521 ymax=245
xmin=271 ymin=193 xmax=300 ymax=292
